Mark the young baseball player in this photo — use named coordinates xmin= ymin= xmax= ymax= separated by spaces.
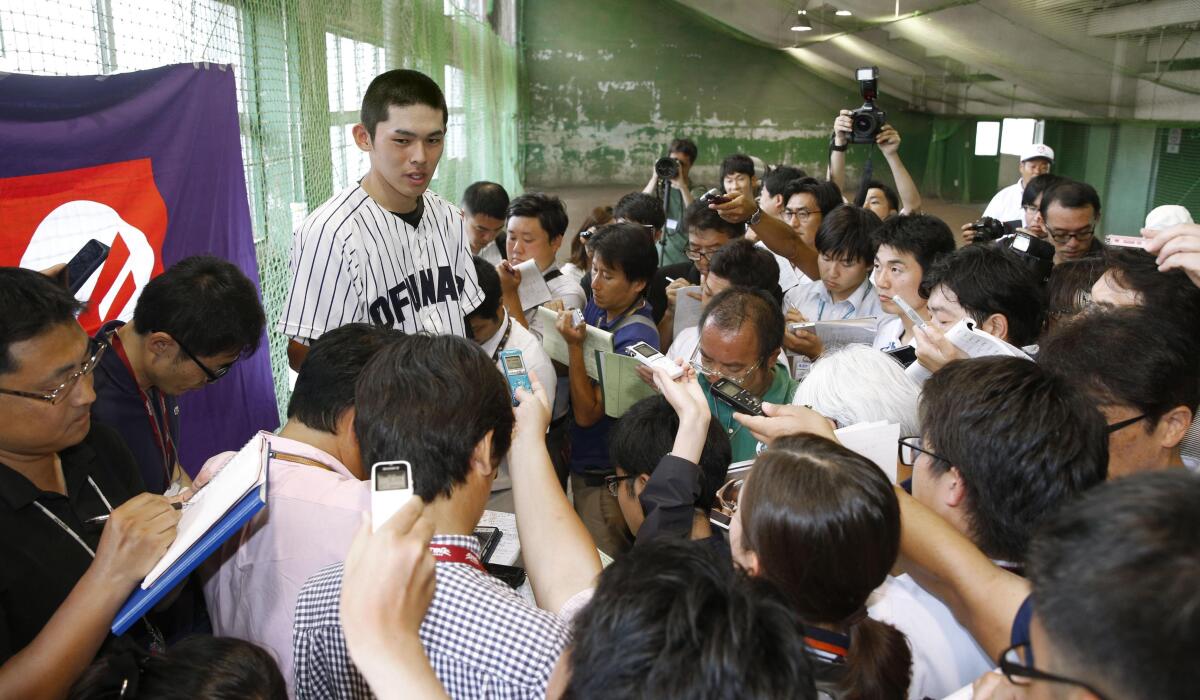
xmin=278 ymin=69 xmax=483 ymax=370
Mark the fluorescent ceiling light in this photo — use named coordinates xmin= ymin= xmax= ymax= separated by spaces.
xmin=791 ymin=11 xmax=812 ymax=30
xmin=835 ymin=9 xmax=852 ymax=15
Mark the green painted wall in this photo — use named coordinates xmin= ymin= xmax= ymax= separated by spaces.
xmin=520 ymin=0 xmax=931 ymax=191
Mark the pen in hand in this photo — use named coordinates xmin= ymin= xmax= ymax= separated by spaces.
xmin=85 ymin=500 xmax=187 ymax=525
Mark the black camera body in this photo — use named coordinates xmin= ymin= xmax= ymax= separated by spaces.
xmin=850 ymin=66 xmax=886 ymax=145
xmin=969 ymin=218 xmax=1056 ymax=285
xmin=967 ymin=216 xmax=1016 ymax=242
xmin=655 ymin=156 xmax=681 ymax=180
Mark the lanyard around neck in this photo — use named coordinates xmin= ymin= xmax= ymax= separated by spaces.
xmin=429 ymin=543 xmax=487 ymax=572
xmin=32 ymin=476 xmax=113 ymax=558
xmin=110 ymin=332 xmax=176 ymax=486
xmin=489 ymin=315 xmax=514 ymax=363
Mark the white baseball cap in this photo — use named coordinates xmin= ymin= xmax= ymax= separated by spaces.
xmin=1144 ymin=204 xmax=1194 ymax=231
xmin=1020 ymin=144 xmax=1055 ymax=163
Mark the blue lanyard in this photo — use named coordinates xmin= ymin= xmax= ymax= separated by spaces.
xmin=816 ymin=297 xmax=855 ymax=321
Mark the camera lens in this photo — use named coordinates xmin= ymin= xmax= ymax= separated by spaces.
xmin=852 ymin=113 xmax=876 ymax=136
xmin=655 ymin=156 xmax=680 ymax=180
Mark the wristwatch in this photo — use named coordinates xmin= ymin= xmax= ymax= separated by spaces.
xmin=746 ymin=206 xmax=763 ymax=227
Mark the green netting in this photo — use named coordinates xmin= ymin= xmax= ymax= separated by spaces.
xmin=0 ymin=0 xmax=522 ymax=419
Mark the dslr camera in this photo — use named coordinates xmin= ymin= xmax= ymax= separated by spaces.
xmin=969 ymin=217 xmax=1056 ymax=284
xmin=655 ymin=156 xmax=681 ymax=180
xmin=849 ymin=66 xmax=887 ymax=145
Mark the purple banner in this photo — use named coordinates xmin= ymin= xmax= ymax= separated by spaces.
xmin=0 ymin=63 xmax=279 ymax=473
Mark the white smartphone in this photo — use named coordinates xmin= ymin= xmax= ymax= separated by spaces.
xmin=626 ymin=340 xmax=684 ymax=379
xmin=892 ymin=295 xmax=927 ymax=329
xmin=371 ymin=460 xmax=414 ymax=532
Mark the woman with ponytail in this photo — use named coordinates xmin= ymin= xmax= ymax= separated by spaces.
xmin=730 ymin=433 xmax=911 ymax=700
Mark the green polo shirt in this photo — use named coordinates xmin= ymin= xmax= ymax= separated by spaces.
xmin=700 ymin=364 xmax=799 ymax=462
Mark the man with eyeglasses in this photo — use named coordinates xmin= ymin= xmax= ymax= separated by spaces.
xmin=91 ymin=256 xmax=265 ymax=494
xmin=1039 ymin=307 xmax=1198 ymax=478
xmin=979 ymin=144 xmax=1054 ymax=230
xmin=692 ymin=288 xmax=798 ymax=462
xmin=0 ymin=267 xmax=182 ymax=698
xmin=648 ymin=199 xmax=744 ymax=341
xmin=871 ymin=356 xmax=1107 ymax=700
xmin=1040 ymin=179 xmax=1104 ymax=264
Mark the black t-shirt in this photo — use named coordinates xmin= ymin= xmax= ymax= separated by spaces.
xmin=647 ymin=261 xmax=701 ymax=324
xmin=0 ymin=424 xmax=144 ymax=662
xmin=390 ymin=196 xmax=425 ymax=229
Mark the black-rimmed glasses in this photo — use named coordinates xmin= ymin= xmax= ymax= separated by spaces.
xmin=1045 ymin=225 xmax=1094 ymax=245
xmin=897 ymin=436 xmax=950 ymax=467
xmin=172 ymin=336 xmax=234 ymax=383
xmin=0 ymin=337 xmax=108 ymax=405
xmin=998 ymin=641 xmax=1110 ymax=699
xmin=604 ymin=474 xmax=636 ymax=498
xmin=684 ymin=246 xmax=721 ymax=263
xmin=1105 ymin=413 xmax=1146 ymax=434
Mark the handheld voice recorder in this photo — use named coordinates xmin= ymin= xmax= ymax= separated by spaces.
xmin=625 ymin=341 xmax=684 ymax=379
xmin=371 ymin=460 xmax=414 ymax=532
xmin=711 ymin=378 xmax=764 ymax=416
xmin=499 ymin=349 xmax=533 ymax=406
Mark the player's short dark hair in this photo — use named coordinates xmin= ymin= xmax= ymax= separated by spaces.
xmin=719 ymin=153 xmax=755 ymax=182
xmin=564 ymin=540 xmax=817 ymax=700
xmin=699 ymin=287 xmax=784 ymax=364
xmin=668 ymin=138 xmax=698 ymax=164
xmin=614 ymin=192 xmax=667 ymax=233
xmin=815 ymin=205 xmax=882 ymax=266
xmin=1045 ymin=257 xmax=1106 ymax=326
xmin=708 ymin=238 xmax=784 ymax=307
xmin=762 ymin=165 xmax=807 ymax=198
xmin=465 ymin=256 xmax=503 ymax=324
xmin=506 ymin=192 xmax=568 ymax=241
xmin=586 ymin=223 xmax=659 ymax=288
xmin=1021 ymin=173 xmax=1066 ymax=208
xmin=920 ymin=357 xmax=1108 ymax=562
xmin=854 ymin=179 xmax=900 ymax=213
xmin=131 ymin=255 xmax=265 ymax=358
xmin=781 ymin=177 xmax=843 ymax=216
xmin=0 ymin=267 xmax=84 ymax=376
xmin=682 ymin=199 xmax=744 ymax=240
xmin=871 ymin=214 xmax=957 ymax=294
xmin=461 ymin=181 xmax=509 ymax=220
xmin=609 ymin=395 xmax=732 ymax=511
xmin=922 ymin=245 xmax=1045 ymax=347
xmin=355 ymin=335 xmax=513 ymax=502
xmin=286 ymin=323 xmax=405 ymax=434
xmin=1099 ymin=247 xmax=1200 ymax=333
xmin=1040 ymin=179 xmax=1102 ymax=220
xmin=1028 ymin=470 xmax=1200 ymax=700
xmin=360 ymin=69 xmax=448 ymax=139
xmin=1040 ymin=307 xmax=1199 ymax=431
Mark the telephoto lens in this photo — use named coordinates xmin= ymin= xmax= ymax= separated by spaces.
xmin=655 ymin=156 xmax=681 ymax=180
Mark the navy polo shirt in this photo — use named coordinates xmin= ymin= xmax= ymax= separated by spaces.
xmin=567 ymin=301 xmax=660 ymax=474
xmin=91 ymin=321 xmax=181 ymax=494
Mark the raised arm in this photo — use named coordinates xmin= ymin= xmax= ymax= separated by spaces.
xmin=877 ymin=125 xmax=922 ymax=214
xmin=828 ymin=110 xmax=851 ymax=193
xmin=894 ymin=486 xmax=1028 ymax=661
xmin=711 ymin=194 xmax=820 ymax=281
xmin=510 ymin=375 xmax=602 ymax=613
xmin=557 ymin=310 xmax=605 ymax=427
xmin=0 ymin=494 xmax=178 ymax=700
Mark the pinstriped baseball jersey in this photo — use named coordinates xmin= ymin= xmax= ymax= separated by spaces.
xmin=278 ymin=185 xmax=483 ymax=341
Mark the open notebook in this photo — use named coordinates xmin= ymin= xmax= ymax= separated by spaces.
xmin=112 ymin=434 xmax=269 ymax=635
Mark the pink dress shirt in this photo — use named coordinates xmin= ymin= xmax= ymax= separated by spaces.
xmin=198 ymin=431 xmax=368 ymax=693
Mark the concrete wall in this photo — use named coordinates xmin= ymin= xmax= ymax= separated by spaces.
xmin=520 ymin=0 xmax=931 ymax=191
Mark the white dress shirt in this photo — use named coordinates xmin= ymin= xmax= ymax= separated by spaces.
xmin=982 ymin=180 xmax=1026 ymax=226
xmin=785 ymin=276 xmax=884 ymax=326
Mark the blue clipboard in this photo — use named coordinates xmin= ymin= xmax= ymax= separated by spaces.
xmin=111 ymin=482 xmax=267 ymax=636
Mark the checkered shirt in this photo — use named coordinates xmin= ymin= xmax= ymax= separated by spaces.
xmin=292 ymin=534 xmax=570 ymax=699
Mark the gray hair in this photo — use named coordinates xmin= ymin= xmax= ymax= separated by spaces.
xmin=792 ymin=344 xmax=921 ymax=436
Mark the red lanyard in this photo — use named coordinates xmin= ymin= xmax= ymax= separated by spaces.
xmin=429 ymin=543 xmax=487 ymax=572
xmin=110 ymin=332 xmax=176 ymax=486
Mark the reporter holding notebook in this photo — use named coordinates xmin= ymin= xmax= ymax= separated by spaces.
xmin=0 ymin=268 xmax=182 ymax=698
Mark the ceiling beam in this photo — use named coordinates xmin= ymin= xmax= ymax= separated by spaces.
xmin=1088 ymin=0 xmax=1200 ymax=37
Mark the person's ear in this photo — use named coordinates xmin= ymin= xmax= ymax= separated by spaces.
xmin=352 ymin=123 xmax=373 ymax=151
xmin=740 ymin=550 xmax=761 ymax=577
xmin=630 ymin=277 xmax=648 ymax=298
xmin=943 ymin=466 xmax=966 ymax=509
xmin=470 ymin=429 xmax=497 ymax=478
xmin=1155 ymin=405 xmax=1193 ymax=451
xmin=633 ymin=473 xmax=650 ymax=496
xmin=146 ymin=331 xmax=176 ymax=360
xmin=979 ymin=313 xmax=1009 ymax=341
xmin=765 ymin=347 xmax=781 ymax=369
xmin=550 ymin=233 xmax=564 ymax=254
